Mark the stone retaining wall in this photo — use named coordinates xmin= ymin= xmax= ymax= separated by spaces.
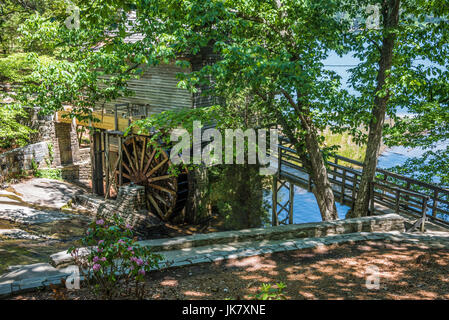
xmin=139 ymin=213 xmax=406 ymax=251
xmin=95 ymin=185 xmax=163 ymax=234
xmin=0 ymin=142 xmax=50 ymax=181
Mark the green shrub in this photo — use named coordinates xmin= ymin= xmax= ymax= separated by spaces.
xmin=0 ymin=53 xmax=54 ymax=83
xmin=34 ymin=168 xmax=62 ymax=180
xmin=0 ymin=104 xmax=34 ymax=149
xmin=252 ymin=282 xmax=287 ymax=300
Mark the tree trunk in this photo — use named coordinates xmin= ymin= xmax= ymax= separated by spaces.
xmin=350 ymin=0 xmax=400 ymax=218
xmin=274 ymin=94 xmax=339 ymax=221
xmin=301 ymin=116 xmax=339 ymax=221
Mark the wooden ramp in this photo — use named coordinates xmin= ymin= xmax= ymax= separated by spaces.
xmin=271 ymin=138 xmax=449 ymax=230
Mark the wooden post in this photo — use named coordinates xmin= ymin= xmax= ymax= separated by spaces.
xmin=334 ymin=157 xmax=338 ymax=181
xmin=92 ymin=130 xmax=104 ymax=196
xmin=114 ymin=105 xmax=119 ymax=131
xmin=351 ymin=173 xmax=356 ymax=204
xmin=118 ymin=135 xmax=123 ymax=186
xmin=272 ymin=176 xmax=279 ymax=226
xmin=277 ymin=143 xmax=282 ymax=175
xmin=289 ymin=182 xmax=294 ymax=224
xmin=432 ymin=190 xmax=438 ymax=218
xmin=341 ymin=168 xmax=346 ymax=204
xmin=421 ymin=197 xmax=429 ymax=233
xmin=395 ymin=189 xmax=400 ymax=214
xmin=104 ymin=132 xmax=110 ymax=199
xmin=404 ymin=181 xmax=411 ymax=211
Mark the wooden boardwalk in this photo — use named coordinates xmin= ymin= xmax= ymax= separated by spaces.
xmin=271 ymin=138 xmax=449 ymax=230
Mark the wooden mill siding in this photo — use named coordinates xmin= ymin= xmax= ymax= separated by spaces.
xmin=98 ymin=63 xmax=192 ymax=116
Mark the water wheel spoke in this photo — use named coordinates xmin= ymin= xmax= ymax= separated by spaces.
xmin=147 ymin=194 xmax=164 ymax=216
xmin=143 ymin=148 xmax=157 ymax=175
xmin=148 ymin=183 xmax=176 ymax=195
xmin=140 ymin=137 xmax=147 ymax=172
xmin=122 ymin=172 xmax=132 ymax=180
xmin=149 ymin=175 xmax=172 ymax=183
xmin=132 ymin=137 xmax=140 ymax=172
xmin=122 ymin=144 xmax=137 ymax=173
xmin=152 ymin=191 xmax=170 ymax=207
xmin=146 ymin=158 xmax=169 ymax=178
xmin=122 ymin=162 xmax=132 ymax=174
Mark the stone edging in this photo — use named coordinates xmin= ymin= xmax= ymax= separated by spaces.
xmin=50 ymin=214 xmax=405 ymax=267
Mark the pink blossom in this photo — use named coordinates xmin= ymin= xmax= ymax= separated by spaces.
xmin=138 ymin=269 xmax=145 ymax=276
xmin=136 ymin=258 xmax=144 ymax=266
xmin=96 ymin=219 xmax=104 ymax=225
xmin=93 ymin=264 xmax=101 ymax=271
xmin=93 ymin=256 xmax=99 ymax=263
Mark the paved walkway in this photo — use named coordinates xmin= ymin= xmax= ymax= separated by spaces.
xmin=0 ymin=178 xmax=87 ymax=234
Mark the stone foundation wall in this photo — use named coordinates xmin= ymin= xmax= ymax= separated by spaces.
xmin=23 ymin=107 xmax=55 ymax=144
xmin=95 ymin=185 xmax=163 ymax=235
xmin=59 ymin=162 xmax=91 ymax=185
xmin=52 ymin=121 xmax=80 ymax=166
xmin=78 ymin=147 xmax=90 ymax=163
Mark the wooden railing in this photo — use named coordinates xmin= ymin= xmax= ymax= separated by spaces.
xmin=275 ymin=137 xmax=449 ymax=226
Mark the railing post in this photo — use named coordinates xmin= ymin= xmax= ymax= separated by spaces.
xmin=421 ymin=196 xmax=429 ymax=233
xmin=277 ymin=143 xmax=282 ymax=175
xmin=341 ymin=168 xmax=346 ymax=204
xmin=352 ymin=172 xmax=357 ymax=204
xmin=395 ymin=189 xmax=401 ymax=214
xmin=432 ymin=190 xmax=439 ymax=218
xmin=405 ymin=181 xmax=411 ymax=211
xmin=272 ymin=176 xmax=279 ymax=226
xmin=333 ymin=157 xmax=338 ymax=181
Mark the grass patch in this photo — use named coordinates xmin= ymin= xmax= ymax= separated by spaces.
xmin=322 ymin=131 xmax=366 ymax=163
xmin=34 ymin=168 xmax=63 ymax=180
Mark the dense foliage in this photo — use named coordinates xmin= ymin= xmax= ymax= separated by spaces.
xmin=1 ymin=0 xmax=447 ymax=222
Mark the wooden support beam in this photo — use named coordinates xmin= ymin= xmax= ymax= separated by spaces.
xmin=92 ymin=131 xmax=104 ymax=196
xmin=272 ymin=175 xmax=278 ymax=226
xmin=289 ymin=182 xmax=294 ymax=224
xmin=104 ymin=132 xmax=110 ymax=198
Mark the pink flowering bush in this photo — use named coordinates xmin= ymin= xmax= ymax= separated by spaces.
xmin=68 ymin=215 xmax=163 ymax=299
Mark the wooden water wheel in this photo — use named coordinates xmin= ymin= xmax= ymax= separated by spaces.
xmin=118 ymin=135 xmax=188 ymax=221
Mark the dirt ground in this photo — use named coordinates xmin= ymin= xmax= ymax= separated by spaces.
xmin=9 ymin=240 xmax=449 ymax=300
